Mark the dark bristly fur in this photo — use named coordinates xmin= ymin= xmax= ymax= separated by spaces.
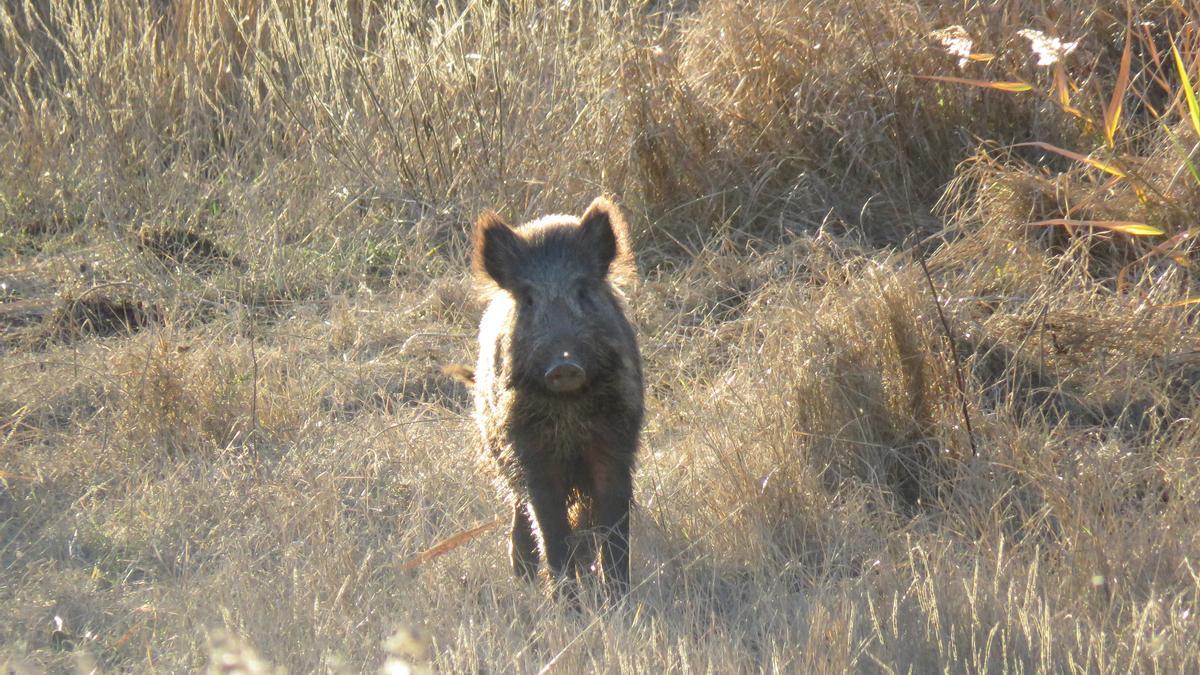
xmin=468 ymin=197 xmax=644 ymax=599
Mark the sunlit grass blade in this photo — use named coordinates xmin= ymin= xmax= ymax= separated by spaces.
xmin=1103 ymin=22 xmax=1132 ymax=147
xmin=1147 ymin=228 xmax=1196 ymax=266
xmin=1118 ymin=227 xmax=1194 ymax=292
xmin=1172 ymin=40 xmax=1200 ymax=137
xmin=1054 ymin=64 xmax=1071 ymax=107
xmin=1131 ymin=88 xmax=1163 ymax=119
xmin=917 ymin=74 xmax=1033 ymax=92
xmin=1053 ymin=63 xmax=1086 ymax=117
xmin=1026 ymin=219 xmax=1164 ymax=236
xmin=1159 ymin=297 xmax=1200 ymax=308
xmin=1141 ymin=23 xmax=1175 ymax=95
xmin=1014 ymin=141 xmax=1127 ymax=177
xmin=1160 ymin=122 xmax=1200 ymax=185
xmin=1142 ymin=23 xmax=1162 ymax=68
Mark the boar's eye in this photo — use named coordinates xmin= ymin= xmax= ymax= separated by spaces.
xmin=513 ymin=285 xmax=535 ymax=307
xmin=575 ymin=281 xmax=591 ymax=305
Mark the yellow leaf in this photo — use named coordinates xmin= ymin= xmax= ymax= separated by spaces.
xmin=1103 ymin=22 xmax=1132 ymax=147
xmin=1172 ymin=41 xmax=1200 ymax=138
xmin=1026 ymin=219 xmax=1164 ymax=236
xmin=1159 ymin=297 xmax=1200 ymax=308
xmin=1053 ymin=63 xmax=1085 ymax=118
xmin=1014 ymin=141 xmax=1128 ymax=178
xmin=917 ymin=74 xmax=1033 ymax=92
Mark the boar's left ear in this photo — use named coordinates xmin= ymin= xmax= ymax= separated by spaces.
xmin=579 ymin=197 xmax=636 ymax=286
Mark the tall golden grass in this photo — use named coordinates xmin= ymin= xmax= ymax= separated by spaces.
xmin=2 ymin=0 xmax=1199 ymax=671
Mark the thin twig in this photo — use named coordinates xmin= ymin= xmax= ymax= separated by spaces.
xmin=365 ymin=415 xmax=469 ymax=443
xmin=249 ymin=320 xmax=259 ymax=438
xmin=915 ymin=249 xmax=979 ymax=457
xmin=398 ymin=517 xmax=505 ymax=572
xmin=400 ymin=332 xmax=472 ymax=353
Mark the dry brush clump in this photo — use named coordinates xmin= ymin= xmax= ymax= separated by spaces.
xmin=4 ymin=0 xmax=1200 ymax=672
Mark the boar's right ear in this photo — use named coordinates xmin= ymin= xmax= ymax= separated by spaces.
xmin=472 ymin=211 xmax=523 ymax=291
xmin=579 ymin=197 xmax=637 ymax=287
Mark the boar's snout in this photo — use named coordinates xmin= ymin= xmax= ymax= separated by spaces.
xmin=544 ymin=356 xmax=586 ymax=393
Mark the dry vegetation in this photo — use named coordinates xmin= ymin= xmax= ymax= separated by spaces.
xmin=3 ymin=0 xmax=1200 ymax=672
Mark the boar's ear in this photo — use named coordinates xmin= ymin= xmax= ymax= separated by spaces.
xmin=579 ymin=197 xmax=636 ymax=286
xmin=472 ymin=211 xmax=523 ymax=291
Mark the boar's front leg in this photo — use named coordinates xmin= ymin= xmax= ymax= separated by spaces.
xmin=592 ymin=456 xmax=634 ymax=598
xmin=595 ymin=473 xmax=633 ymax=593
xmin=524 ymin=473 xmax=574 ymax=595
xmin=510 ymin=501 xmax=540 ymax=581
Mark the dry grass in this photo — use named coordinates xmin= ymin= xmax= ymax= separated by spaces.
xmin=3 ymin=0 xmax=1200 ymax=672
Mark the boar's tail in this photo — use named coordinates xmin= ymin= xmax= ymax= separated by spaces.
xmin=442 ymin=364 xmax=475 ymax=387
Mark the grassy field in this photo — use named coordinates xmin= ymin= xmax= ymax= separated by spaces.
xmin=3 ymin=0 xmax=1200 ymax=672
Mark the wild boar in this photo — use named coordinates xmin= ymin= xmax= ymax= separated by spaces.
xmin=464 ymin=197 xmax=644 ymax=598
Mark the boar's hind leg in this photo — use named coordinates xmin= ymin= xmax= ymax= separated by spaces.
xmin=595 ymin=467 xmax=633 ymax=597
xmin=510 ymin=501 xmax=539 ymax=581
